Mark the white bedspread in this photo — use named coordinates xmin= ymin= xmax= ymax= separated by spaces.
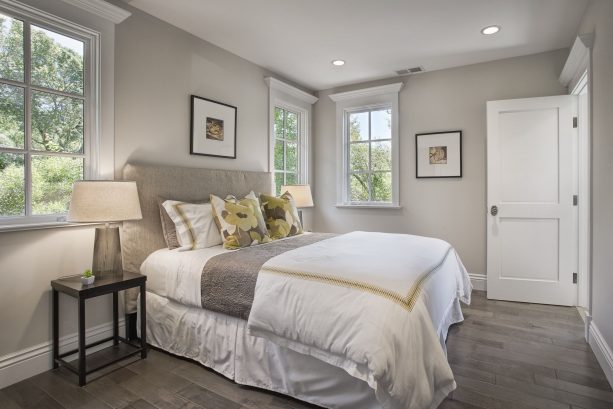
xmin=247 ymin=231 xmax=471 ymax=409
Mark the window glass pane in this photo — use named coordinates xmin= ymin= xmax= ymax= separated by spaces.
xmin=349 ymin=112 xmax=368 ymax=141
xmin=0 ymin=83 xmax=24 ymax=149
xmin=286 ymin=172 xmax=297 ymax=185
xmin=274 ymin=139 xmax=284 ymax=171
xmin=31 ymin=25 xmax=84 ymax=95
xmin=349 ymin=173 xmax=369 ymax=202
xmin=372 ymin=172 xmax=392 ymax=202
xmin=274 ymin=107 xmax=284 ymax=140
xmin=371 ymin=109 xmax=391 ymax=140
xmin=371 ymin=141 xmax=392 ymax=171
xmin=350 ymin=142 xmax=369 ymax=172
xmin=286 ymin=111 xmax=298 ymax=141
xmin=0 ymin=152 xmax=25 ymax=216
xmin=31 ymin=155 xmax=83 ymax=215
xmin=0 ymin=13 xmax=24 ymax=82
xmin=274 ymin=171 xmax=284 ymax=196
xmin=31 ymin=90 xmax=84 ymax=153
xmin=286 ymin=141 xmax=297 ymax=172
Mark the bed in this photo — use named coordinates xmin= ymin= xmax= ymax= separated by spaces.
xmin=121 ymin=163 xmax=472 ymax=409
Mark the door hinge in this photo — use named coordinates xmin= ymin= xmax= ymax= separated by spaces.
xmin=573 ymin=117 xmax=578 ymax=128
xmin=573 ymin=195 xmax=578 ymax=206
xmin=573 ymin=273 xmax=578 ymax=284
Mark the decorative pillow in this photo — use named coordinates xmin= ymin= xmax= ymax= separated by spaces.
xmin=210 ymin=192 xmax=271 ymax=249
xmin=158 ymin=197 xmax=181 ymax=249
xmin=259 ymin=192 xmax=303 ymax=239
xmin=161 ymin=200 xmax=222 ymax=250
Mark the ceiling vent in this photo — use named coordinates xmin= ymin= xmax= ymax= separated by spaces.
xmin=395 ymin=66 xmax=425 ymax=76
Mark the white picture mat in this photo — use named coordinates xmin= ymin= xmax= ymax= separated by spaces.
xmin=192 ymin=98 xmax=236 ymax=157
xmin=417 ymin=132 xmax=461 ymax=177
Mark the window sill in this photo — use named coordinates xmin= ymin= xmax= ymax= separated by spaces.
xmin=335 ymin=204 xmax=403 ymax=209
xmin=0 ymin=221 xmax=102 ymax=233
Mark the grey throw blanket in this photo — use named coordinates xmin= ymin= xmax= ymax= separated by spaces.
xmin=201 ymin=233 xmax=336 ymax=320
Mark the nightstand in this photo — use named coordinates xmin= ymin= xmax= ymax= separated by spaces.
xmin=51 ymin=271 xmax=147 ymax=386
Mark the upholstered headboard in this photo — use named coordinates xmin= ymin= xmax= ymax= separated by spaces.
xmin=121 ymin=162 xmax=272 ymax=312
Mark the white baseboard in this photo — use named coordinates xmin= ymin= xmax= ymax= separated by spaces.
xmin=589 ymin=321 xmax=613 ymax=389
xmin=0 ymin=319 xmax=124 ymax=389
xmin=469 ymin=273 xmax=487 ymax=291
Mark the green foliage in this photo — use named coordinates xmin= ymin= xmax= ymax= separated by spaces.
xmin=348 ymin=111 xmax=392 ymax=202
xmin=82 ymin=269 xmax=93 ymax=278
xmin=0 ymin=15 xmax=84 ymax=217
xmin=273 ymin=107 xmax=299 ymax=194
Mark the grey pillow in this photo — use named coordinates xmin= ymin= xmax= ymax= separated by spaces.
xmin=158 ymin=197 xmax=180 ymax=249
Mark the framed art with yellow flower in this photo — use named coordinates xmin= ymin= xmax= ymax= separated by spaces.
xmin=415 ymin=131 xmax=462 ymax=178
xmin=190 ymin=95 xmax=237 ymax=158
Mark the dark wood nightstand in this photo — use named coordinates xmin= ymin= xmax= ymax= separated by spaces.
xmin=51 ymin=271 xmax=147 ymax=386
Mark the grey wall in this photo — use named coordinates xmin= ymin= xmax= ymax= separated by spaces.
xmin=313 ymin=49 xmax=568 ymax=276
xmin=578 ymin=0 xmax=613 ymax=375
xmin=114 ymin=4 xmax=273 ymax=175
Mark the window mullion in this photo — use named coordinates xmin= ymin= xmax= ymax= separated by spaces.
xmin=24 ymin=20 xmax=32 ymax=217
xmin=368 ymin=111 xmax=373 ymax=201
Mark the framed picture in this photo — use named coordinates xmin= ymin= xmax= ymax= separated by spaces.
xmin=415 ymin=131 xmax=462 ymax=178
xmin=190 ymin=95 xmax=237 ymax=158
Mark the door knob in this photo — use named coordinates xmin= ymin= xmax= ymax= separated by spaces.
xmin=490 ymin=205 xmax=498 ymax=216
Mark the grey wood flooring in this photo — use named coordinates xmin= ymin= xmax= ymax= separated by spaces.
xmin=1 ymin=291 xmax=611 ymax=409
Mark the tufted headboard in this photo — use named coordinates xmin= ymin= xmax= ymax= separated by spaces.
xmin=121 ymin=162 xmax=272 ymax=312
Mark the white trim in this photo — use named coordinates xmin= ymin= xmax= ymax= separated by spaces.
xmin=329 ymin=82 xmax=403 ymax=102
xmin=559 ymin=33 xmax=594 ymax=89
xmin=331 ymin=84 xmax=402 ymax=207
xmin=589 ymin=322 xmax=613 ymax=389
xmin=469 ymin=273 xmax=487 ymax=291
xmin=0 ymin=319 xmax=125 ymax=389
xmin=58 ymin=0 xmax=131 ymax=24
xmin=265 ymin=77 xmax=318 ymax=105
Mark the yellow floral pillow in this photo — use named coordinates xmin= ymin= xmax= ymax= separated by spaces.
xmin=259 ymin=192 xmax=303 ymax=240
xmin=210 ymin=192 xmax=271 ymax=249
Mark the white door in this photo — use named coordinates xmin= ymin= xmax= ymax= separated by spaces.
xmin=487 ymin=95 xmax=577 ymax=306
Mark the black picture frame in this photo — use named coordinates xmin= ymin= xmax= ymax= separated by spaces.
xmin=190 ymin=95 xmax=237 ymax=159
xmin=415 ymin=130 xmax=463 ymax=178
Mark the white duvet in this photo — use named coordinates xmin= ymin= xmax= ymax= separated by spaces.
xmin=247 ymin=231 xmax=471 ymax=409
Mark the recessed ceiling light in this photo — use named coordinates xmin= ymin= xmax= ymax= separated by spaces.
xmin=481 ymin=25 xmax=500 ymax=35
xmin=332 ymin=59 xmax=345 ymax=66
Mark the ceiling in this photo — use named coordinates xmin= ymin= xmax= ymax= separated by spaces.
xmin=124 ymin=0 xmax=589 ymax=91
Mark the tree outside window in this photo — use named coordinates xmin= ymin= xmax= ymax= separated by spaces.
xmin=0 ymin=12 xmax=86 ymax=219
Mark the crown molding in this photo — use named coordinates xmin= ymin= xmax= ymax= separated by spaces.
xmin=329 ymin=82 xmax=404 ymax=102
xmin=59 ymin=0 xmax=131 ymax=24
xmin=265 ymin=77 xmax=318 ymax=105
xmin=559 ymin=32 xmax=594 ymax=87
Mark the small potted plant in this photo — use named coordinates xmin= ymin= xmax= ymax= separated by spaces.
xmin=81 ymin=269 xmax=95 ymax=285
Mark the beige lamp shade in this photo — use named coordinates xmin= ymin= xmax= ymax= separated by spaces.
xmin=67 ymin=181 xmax=142 ymax=222
xmin=281 ymin=184 xmax=314 ymax=208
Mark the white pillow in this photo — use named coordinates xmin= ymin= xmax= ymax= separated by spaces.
xmin=161 ymin=200 xmax=222 ymax=250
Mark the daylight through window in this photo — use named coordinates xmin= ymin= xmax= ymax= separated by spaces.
xmin=0 ymin=11 xmax=89 ymax=222
xmin=273 ymin=106 xmax=300 ymax=195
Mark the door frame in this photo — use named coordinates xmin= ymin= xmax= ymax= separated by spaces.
xmin=571 ymin=70 xmax=592 ymax=332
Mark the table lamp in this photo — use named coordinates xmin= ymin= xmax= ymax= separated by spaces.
xmin=281 ymin=184 xmax=314 ymax=226
xmin=67 ymin=181 xmax=142 ymax=277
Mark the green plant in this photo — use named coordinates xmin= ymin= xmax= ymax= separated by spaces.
xmin=82 ymin=269 xmax=93 ymax=278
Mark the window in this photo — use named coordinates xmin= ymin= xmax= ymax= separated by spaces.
xmin=346 ymin=107 xmax=392 ymax=202
xmin=273 ymin=106 xmax=300 ymax=195
xmin=0 ymin=7 xmax=97 ymax=226
xmin=266 ymin=77 xmax=318 ymax=196
xmin=330 ymin=83 xmax=402 ymax=207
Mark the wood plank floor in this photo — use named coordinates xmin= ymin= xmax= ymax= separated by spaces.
xmin=1 ymin=291 xmax=611 ymax=409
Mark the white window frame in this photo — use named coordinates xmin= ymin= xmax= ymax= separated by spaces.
xmin=330 ymin=83 xmax=402 ymax=208
xmin=0 ymin=0 xmax=101 ymax=228
xmin=265 ymin=77 xmax=317 ymax=194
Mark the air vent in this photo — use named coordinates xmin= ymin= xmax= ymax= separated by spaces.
xmin=395 ymin=66 xmax=425 ymax=76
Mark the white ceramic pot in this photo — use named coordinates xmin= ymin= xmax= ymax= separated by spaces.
xmin=81 ymin=276 xmax=95 ymax=285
